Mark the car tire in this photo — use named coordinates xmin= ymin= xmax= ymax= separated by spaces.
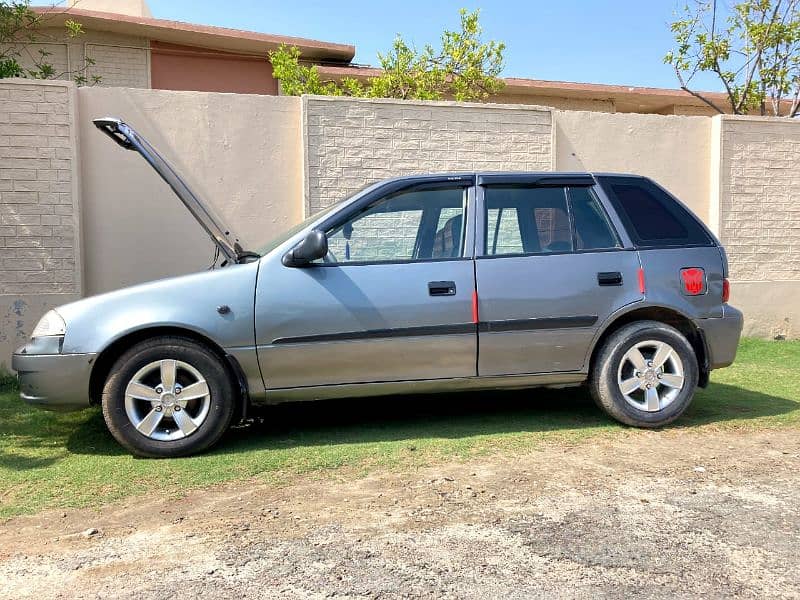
xmin=590 ymin=320 xmax=699 ymax=428
xmin=101 ymin=336 xmax=236 ymax=458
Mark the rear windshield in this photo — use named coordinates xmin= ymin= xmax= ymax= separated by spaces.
xmin=598 ymin=176 xmax=713 ymax=248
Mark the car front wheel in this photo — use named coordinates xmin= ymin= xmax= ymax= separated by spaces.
xmin=101 ymin=336 xmax=236 ymax=457
xmin=591 ymin=320 xmax=699 ymax=428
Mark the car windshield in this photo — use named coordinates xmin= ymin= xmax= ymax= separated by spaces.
xmin=254 ymin=181 xmax=380 ymax=257
xmin=255 ymin=202 xmax=341 ymax=256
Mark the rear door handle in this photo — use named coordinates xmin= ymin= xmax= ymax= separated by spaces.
xmin=428 ymin=281 xmax=456 ymax=296
xmin=597 ymin=271 xmax=623 ymax=286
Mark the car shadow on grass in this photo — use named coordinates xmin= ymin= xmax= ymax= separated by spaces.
xmin=50 ymin=381 xmax=799 ymax=460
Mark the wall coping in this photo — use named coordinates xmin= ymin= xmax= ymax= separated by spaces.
xmin=301 ymin=94 xmax=554 ymax=114
xmin=715 ymin=113 xmax=800 ymax=125
xmin=0 ymin=77 xmax=76 ymax=90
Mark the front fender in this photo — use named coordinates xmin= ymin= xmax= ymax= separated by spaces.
xmin=56 ymin=262 xmax=260 ymax=355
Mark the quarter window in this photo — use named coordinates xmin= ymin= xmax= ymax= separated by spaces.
xmin=599 ymin=177 xmax=712 ymax=247
xmin=323 ymin=187 xmax=465 ymax=264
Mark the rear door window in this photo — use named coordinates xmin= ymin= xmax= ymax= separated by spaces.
xmin=569 ymin=187 xmax=620 ymax=250
xmin=599 ymin=176 xmax=712 ymax=247
xmin=484 ymin=186 xmax=573 ymax=255
xmin=486 ymin=207 xmax=523 ymax=255
xmin=482 ymin=185 xmax=620 ymax=256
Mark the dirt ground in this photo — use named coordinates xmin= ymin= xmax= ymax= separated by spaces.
xmin=1 ymin=428 xmax=799 ymax=599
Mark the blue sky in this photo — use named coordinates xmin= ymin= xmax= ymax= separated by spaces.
xmin=146 ymin=0 xmax=723 ymax=91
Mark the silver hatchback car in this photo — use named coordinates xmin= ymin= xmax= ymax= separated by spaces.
xmin=12 ymin=118 xmax=743 ymax=457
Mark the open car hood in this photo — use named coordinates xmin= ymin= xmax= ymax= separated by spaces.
xmin=93 ymin=117 xmax=255 ymax=264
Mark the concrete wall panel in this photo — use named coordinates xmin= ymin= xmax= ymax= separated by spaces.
xmin=303 ymin=96 xmax=553 ymax=215
xmin=554 ymin=110 xmax=711 ymax=221
xmin=715 ymin=116 xmax=800 ymax=282
xmin=77 ymin=87 xmax=303 ymax=296
xmin=0 ymin=79 xmax=82 ymax=370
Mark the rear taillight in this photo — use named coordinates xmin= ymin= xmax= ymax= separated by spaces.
xmin=722 ymin=278 xmax=730 ymax=303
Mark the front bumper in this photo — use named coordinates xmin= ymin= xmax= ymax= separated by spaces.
xmin=11 ymin=347 xmax=96 ymax=411
xmin=698 ymin=304 xmax=745 ymax=370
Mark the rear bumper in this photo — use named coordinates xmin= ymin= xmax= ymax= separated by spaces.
xmin=698 ymin=305 xmax=744 ymax=370
xmin=11 ymin=348 xmax=96 ymax=411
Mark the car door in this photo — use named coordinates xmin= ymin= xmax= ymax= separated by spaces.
xmin=474 ymin=175 xmax=642 ymax=376
xmin=255 ymin=177 xmax=478 ymax=389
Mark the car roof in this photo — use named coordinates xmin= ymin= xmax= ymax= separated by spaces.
xmin=377 ymin=171 xmax=647 ymax=184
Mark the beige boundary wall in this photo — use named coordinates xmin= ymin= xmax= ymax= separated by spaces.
xmin=710 ymin=116 xmax=800 ymax=338
xmin=303 ymin=96 xmax=553 ymax=215
xmin=0 ymin=79 xmax=82 ymax=371
xmin=77 ymin=87 xmax=303 ymax=296
xmin=1 ymin=83 xmax=799 ymax=368
xmin=554 ymin=110 xmax=712 ymax=222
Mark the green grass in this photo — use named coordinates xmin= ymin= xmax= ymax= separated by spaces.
xmin=1 ymin=339 xmax=798 ymax=518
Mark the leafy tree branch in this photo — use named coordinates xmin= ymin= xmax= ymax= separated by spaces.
xmin=270 ymin=9 xmax=505 ymax=102
xmin=664 ymin=0 xmax=799 ymax=117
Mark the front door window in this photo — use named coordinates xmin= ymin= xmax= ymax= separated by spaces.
xmin=322 ymin=187 xmax=466 ymax=264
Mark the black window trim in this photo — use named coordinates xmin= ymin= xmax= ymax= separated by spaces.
xmin=477 ymin=173 xmax=595 ymax=187
xmin=475 ymin=247 xmax=637 ymax=262
xmin=315 ymin=256 xmax=473 ymax=268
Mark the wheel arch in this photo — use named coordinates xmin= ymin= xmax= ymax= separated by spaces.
xmin=587 ymin=305 xmax=709 ymax=388
xmin=88 ymin=326 xmax=250 ymax=420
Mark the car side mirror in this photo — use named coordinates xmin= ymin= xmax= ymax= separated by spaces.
xmin=282 ymin=229 xmax=328 ymax=267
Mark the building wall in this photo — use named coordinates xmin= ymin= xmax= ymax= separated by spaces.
xmin=493 ymin=94 xmax=616 ymax=113
xmin=77 ymin=87 xmax=303 ymax=295
xmin=303 ymin=96 xmax=553 ymax=215
xmin=10 ymin=27 xmax=150 ymax=89
xmin=67 ymin=0 xmax=152 ymax=17
xmin=150 ymin=42 xmax=277 ymax=95
xmin=554 ymin=110 xmax=711 ymax=221
xmin=669 ymin=104 xmax=718 ymax=116
xmin=0 ymin=79 xmax=82 ymax=370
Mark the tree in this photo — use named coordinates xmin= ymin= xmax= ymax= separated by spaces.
xmin=1 ymin=1 xmax=100 ymax=84
xmin=270 ymin=8 xmax=506 ymax=102
xmin=664 ymin=0 xmax=799 ymax=117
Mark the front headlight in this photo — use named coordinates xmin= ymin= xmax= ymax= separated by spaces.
xmin=31 ymin=309 xmax=67 ymax=338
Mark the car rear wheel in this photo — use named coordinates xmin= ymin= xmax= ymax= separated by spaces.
xmin=101 ymin=336 xmax=236 ymax=457
xmin=591 ymin=320 xmax=699 ymax=428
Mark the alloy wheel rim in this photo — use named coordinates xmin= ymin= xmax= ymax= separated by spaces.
xmin=124 ymin=359 xmax=211 ymax=441
xmin=616 ymin=340 xmax=685 ymax=413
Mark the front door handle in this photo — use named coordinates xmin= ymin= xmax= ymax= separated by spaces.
xmin=428 ymin=281 xmax=456 ymax=296
xmin=597 ymin=271 xmax=623 ymax=286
